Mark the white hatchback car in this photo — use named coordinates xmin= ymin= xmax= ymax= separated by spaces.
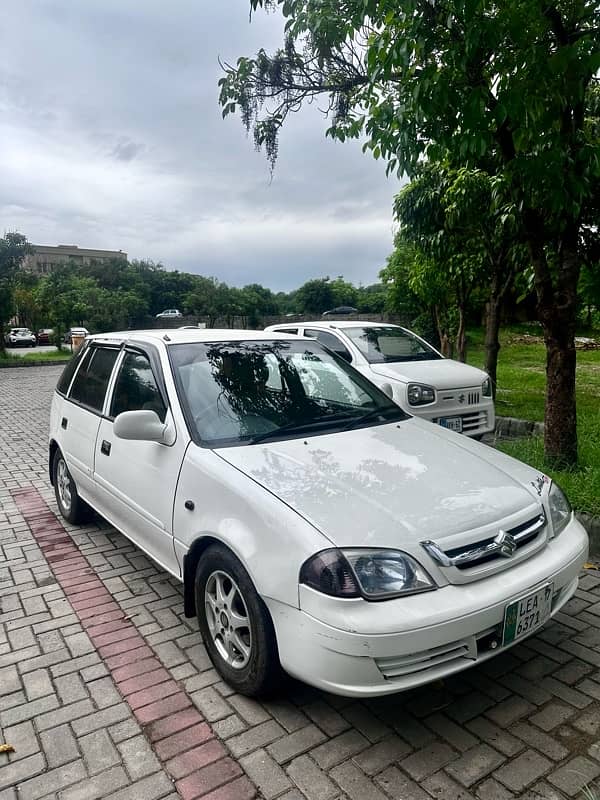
xmin=265 ymin=321 xmax=494 ymax=438
xmin=49 ymin=330 xmax=587 ymax=697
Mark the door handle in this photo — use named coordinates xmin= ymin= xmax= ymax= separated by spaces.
xmin=100 ymin=440 xmax=111 ymax=456
xmin=61 ymin=417 xmax=68 ymax=429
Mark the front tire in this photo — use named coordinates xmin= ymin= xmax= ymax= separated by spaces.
xmin=195 ymin=544 xmax=282 ymax=697
xmin=52 ymin=449 xmax=90 ymax=524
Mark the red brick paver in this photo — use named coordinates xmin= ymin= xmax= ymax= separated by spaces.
xmin=11 ymin=486 xmax=258 ymax=800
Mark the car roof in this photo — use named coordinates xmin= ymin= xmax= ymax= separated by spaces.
xmin=267 ymin=321 xmax=403 ymax=331
xmin=88 ymin=329 xmax=302 ymax=347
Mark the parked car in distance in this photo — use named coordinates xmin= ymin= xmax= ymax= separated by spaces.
xmin=322 ymin=306 xmax=358 ymax=316
xmin=49 ymin=329 xmax=587 ymax=698
xmin=265 ymin=321 xmax=495 ymax=438
xmin=37 ymin=328 xmax=55 ymax=345
xmin=5 ymin=327 xmax=36 ymax=347
xmin=155 ymin=308 xmax=182 ymax=319
xmin=63 ymin=327 xmax=89 ymax=344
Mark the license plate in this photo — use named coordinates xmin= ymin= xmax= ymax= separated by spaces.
xmin=439 ymin=416 xmax=462 ymax=433
xmin=503 ymin=583 xmax=553 ymax=646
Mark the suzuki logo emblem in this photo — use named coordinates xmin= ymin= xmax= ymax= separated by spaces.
xmin=494 ymin=530 xmax=517 ymax=558
xmin=458 ymin=394 xmax=465 ymax=404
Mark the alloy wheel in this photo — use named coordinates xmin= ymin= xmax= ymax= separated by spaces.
xmin=204 ymin=570 xmax=252 ymax=669
xmin=56 ymin=458 xmax=72 ymax=513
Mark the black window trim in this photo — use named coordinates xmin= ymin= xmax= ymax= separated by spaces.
xmin=106 ymin=344 xmax=169 ymax=422
xmin=64 ymin=343 xmax=123 ymax=418
xmin=62 ymin=339 xmax=170 ymax=422
xmin=55 ymin=340 xmax=91 ymax=398
xmin=304 ymin=328 xmax=353 ymax=363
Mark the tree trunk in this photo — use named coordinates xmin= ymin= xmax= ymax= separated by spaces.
xmin=434 ymin=305 xmax=452 ymax=357
xmin=540 ymin=314 xmax=578 ymax=467
xmin=527 ymin=223 xmax=580 ymax=467
xmin=456 ymin=306 xmax=467 ymax=363
xmin=484 ymin=298 xmax=501 ymax=398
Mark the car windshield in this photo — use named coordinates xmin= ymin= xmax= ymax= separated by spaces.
xmin=170 ymin=339 xmax=407 ymax=447
xmin=342 ymin=326 xmax=442 ymax=364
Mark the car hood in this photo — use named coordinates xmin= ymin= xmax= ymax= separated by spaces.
xmin=369 ymin=358 xmax=487 ymax=389
xmin=215 ymin=418 xmax=539 ymax=549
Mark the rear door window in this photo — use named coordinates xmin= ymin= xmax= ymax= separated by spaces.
xmin=68 ymin=346 xmax=120 ymax=413
xmin=57 ymin=343 xmax=89 ymax=395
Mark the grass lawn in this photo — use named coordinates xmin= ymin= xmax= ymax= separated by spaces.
xmin=0 ymin=349 xmax=72 ymax=363
xmin=467 ymin=326 xmax=600 ymax=516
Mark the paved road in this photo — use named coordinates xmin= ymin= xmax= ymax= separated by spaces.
xmin=1 ymin=366 xmax=600 ymax=800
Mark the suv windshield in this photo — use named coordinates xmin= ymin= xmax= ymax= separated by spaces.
xmin=170 ymin=339 xmax=407 ymax=447
xmin=342 ymin=326 xmax=442 ymax=364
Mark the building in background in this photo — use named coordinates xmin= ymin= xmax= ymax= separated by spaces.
xmin=22 ymin=244 xmax=127 ymax=274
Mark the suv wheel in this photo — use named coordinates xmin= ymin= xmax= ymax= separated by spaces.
xmin=195 ymin=544 xmax=282 ymax=697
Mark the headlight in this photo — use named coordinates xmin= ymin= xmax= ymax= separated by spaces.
xmin=548 ymin=481 xmax=571 ymax=537
xmin=482 ymin=377 xmax=492 ymax=397
xmin=407 ymin=383 xmax=436 ymax=406
xmin=300 ymin=548 xmax=436 ymax=600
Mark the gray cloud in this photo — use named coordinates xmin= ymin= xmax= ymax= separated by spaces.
xmin=0 ymin=0 xmax=401 ymax=290
xmin=111 ymin=139 xmax=145 ymax=162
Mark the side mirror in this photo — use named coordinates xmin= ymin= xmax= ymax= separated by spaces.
xmin=380 ymin=382 xmax=394 ymax=400
xmin=114 ymin=410 xmax=166 ymax=443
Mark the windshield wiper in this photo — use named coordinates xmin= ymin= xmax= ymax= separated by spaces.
xmin=341 ymin=405 xmax=401 ymax=432
xmin=247 ymin=416 xmax=348 ymax=445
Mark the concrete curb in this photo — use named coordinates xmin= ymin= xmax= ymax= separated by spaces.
xmin=495 ymin=415 xmax=545 ymax=438
xmin=577 ymin=512 xmax=600 ymax=559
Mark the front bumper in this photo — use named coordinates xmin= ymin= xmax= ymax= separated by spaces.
xmin=266 ymin=517 xmax=588 ymax=696
xmin=416 ymin=403 xmax=495 ymax=437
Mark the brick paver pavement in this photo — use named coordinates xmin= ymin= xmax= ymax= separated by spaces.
xmin=2 ymin=365 xmax=600 ymax=800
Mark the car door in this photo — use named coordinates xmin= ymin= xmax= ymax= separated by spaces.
xmin=92 ymin=346 xmax=189 ymax=576
xmin=60 ymin=344 xmax=121 ymax=499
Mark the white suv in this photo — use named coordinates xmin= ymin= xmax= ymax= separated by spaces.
xmin=265 ymin=321 xmax=495 ymax=438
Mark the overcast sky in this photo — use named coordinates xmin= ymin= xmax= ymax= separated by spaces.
xmin=0 ymin=0 xmax=400 ymax=291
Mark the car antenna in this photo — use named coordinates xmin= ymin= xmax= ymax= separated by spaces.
xmin=163 ymin=334 xmax=171 ymax=341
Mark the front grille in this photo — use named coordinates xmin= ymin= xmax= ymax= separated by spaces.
xmin=422 ymin=513 xmax=546 ymax=571
xmin=433 ymin=410 xmax=488 ymax=432
xmin=461 ymin=410 xmax=487 ymax=431
xmin=468 ymin=391 xmax=480 ymax=405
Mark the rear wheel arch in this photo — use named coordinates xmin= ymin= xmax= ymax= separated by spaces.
xmin=49 ymin=440 xmax=59 ymax=485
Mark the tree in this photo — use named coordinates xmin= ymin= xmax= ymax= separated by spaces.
xmin=185 ymin=277 xmax=232 ymax=327
xmin=394 ymin=162 xmax=525 ymax=387
xmin=0 ymin=232 xmax=33 ymax=354
xmin=35 ymin=267 xmax=99 ymax=346
xmin=329 ymin=277 xmax=358 ymax=308
xmin=295 ymin=278 xmax=334 ymax=314
xmin=219 ymin=0 xmax=599 ymax=466
xmin=356 ymin=283 xmax=387 ymax=314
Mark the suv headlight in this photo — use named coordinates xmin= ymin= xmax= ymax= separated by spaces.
xmin=482 ymin=377 xmax=492 ymax=397
xmin=407 ymin=383 xmax=436 ymax=406
xmin=300 ymin=548 xmax=436 ymax=600
xmin=548 ymin=481 xmax=571 ymax=537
